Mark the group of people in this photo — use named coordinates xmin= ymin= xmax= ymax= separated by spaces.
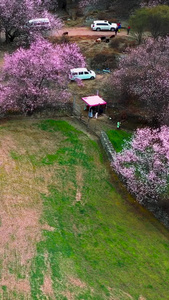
xmin=88 ymin=107 xmax=104 ymax=118
xmin=114 ymin=22 xmax=121 ymax=35
xmin=114 ymin=22 xmax=131 ymax=35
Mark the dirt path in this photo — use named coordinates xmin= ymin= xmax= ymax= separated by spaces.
xmin=53 ymin=27 xmax=127 ymax=37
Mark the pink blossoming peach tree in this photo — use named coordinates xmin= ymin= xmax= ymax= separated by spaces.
xmin=0 ymin=0 xmax=62 ymax=43
xmin=0 ymin=37 xmax=85 ymax=114
xmin=108 ymin=38 xmax=169 ymax=123
xmin=112 ymin=126 xmax=169 ymax=206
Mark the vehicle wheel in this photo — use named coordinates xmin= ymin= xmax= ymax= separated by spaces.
xmin=111 ymin=28 xmax=115 ymax=31
xmin=96 ymin=28 xmax=101 ymax=31
xmin=90 ymin=76 xmax=95 ymax=80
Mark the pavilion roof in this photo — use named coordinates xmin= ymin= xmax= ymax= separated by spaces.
xmin=82 ymin=95 xmax=107 ymax=107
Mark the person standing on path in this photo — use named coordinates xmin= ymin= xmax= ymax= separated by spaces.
xmin=95 ymin=112 xmax=98 ymax=119
xmin=117 ymin=22 xmax=121 ymax=33
xmin=127 ymin=26 xmax=131 ymax=35
xmin=114 ymin=26 xmax=118 ymax=36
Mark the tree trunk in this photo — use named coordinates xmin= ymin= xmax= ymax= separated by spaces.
xmin=5 ymin=29 xmax=11 ymax=43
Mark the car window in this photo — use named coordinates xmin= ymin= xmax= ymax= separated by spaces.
xmin=79 ymin=72 xmax=83 ymax=75
xmin=84 ymin=72 xmax=89 ymax=74
xmin=72 ymin=73 xmax=78 ymax=75
xmin=30 ymin=21 xmax=50 ymax=27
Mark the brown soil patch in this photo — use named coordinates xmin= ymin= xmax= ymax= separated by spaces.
xmin=0 ymin=208 xmax=41 ymax=265
xmin=109 ymin=287 xmax=133 ymax=300
xmin=41 ymin=223 xmax=55 ymax=231
xmin=1 ymin=274 xmax=30 ymax=294
xmin=74 ymin=166 xmax=83 ymax=204
xmin=75 ymin=189 xmax=82 ymax=202
xmin=0 ymin=135 xmax=17 ymax=173
xmin=0 ymin=123 xmax=71 ymax=299
xmin=62 ymin=290 xmax=75 ymax=300
xmin=55 ymin=27 xmax=127 ymax=38
xmin=69 ymin=277 xmax=86 ymax=289
xmin=41 ymin=275 xmax=54 ymax=298
xmin=0 ymin=135 xmax=42 ymax=284
xmin=72 ymin=224 xmax=79 ymax=234
xmin=0 ymin=132 xmax=55 ymax=297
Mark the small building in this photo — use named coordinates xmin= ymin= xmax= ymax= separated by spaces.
xmin=82 ymin=95 xmax=107 ymax=118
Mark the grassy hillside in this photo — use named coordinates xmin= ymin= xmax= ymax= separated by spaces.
xmin=0 ymin=119 xmax=169 ymax=300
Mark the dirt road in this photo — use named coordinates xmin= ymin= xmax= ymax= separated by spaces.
xmin=53 ymin=27 xmax=127 ymax=37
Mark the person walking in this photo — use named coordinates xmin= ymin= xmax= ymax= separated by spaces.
xmin=127 ymin=25 xmax=131 ymax=35
xmin=117 ymin=121 xmax=121 ymax=129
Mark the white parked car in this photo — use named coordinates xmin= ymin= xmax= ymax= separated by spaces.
xmin=26 ymin=18 xmax=51 ymax=29
xmin=69 ymin=68 xmax=96 ymax=81
xmin=91 ymin=20 xmax=118 ymax=31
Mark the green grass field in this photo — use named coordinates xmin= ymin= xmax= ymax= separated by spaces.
xmin=0 ymin=119 xmax=169 ymax=300
xmin=106 ymin=129 xmax=132 ymax=152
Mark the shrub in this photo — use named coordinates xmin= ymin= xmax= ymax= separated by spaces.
xmin=90 ymin=53 xmax=118 ymax=70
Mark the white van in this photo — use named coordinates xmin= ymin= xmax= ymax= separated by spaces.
xmin=69 ymin=68 xmax=96 ymax=80
xmin=27 ymin=18 xmax=51 ymax=29
xmin=91 ymin=20 xmax=118 ymax=31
